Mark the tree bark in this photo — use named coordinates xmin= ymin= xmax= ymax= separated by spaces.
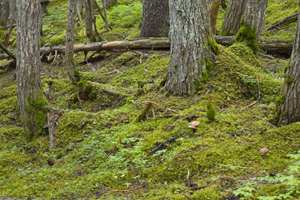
xmin=210 ymin=0 xmax=221 ymax=35
xmin=222 ymin=0 xmax=246 ymax=35
xmin=85 ymin=0 xmax=96 ymax=42
xmin=140 ymin=0 xmax=169 ymax=37
xmin=65 ymin=0 xmax=80 ymax=83
xmin=243 ymin=0 xmax=268 ymax=41
xmin=0 ymin=0 xmax=10 ymax=25
xmin=165 ymin=0 xmax=216 ymax=96
xmin=277 ymin=8 xmax=300 ymax=125
xmin=17 ymin=0 xmax=47 ymax=142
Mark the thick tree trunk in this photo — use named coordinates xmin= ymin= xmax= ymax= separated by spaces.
xmin=222 ymin=0 xmax=246 ymax=35
xmin=65 ymin=0 xmax=79 ymax=83
xmin=85 ymin=0 xmax=96 ymax=42
xmin=17 ymin=0 xmax=47 ymax=142
xmin=165 ymin=0 xmax=216 ymax=96
xmin=210 ymin=0 xmax=221 ymax=35
xmin=243 ymin=0 xmax=268 ymax=41
xmin=140 ymin=0 xmax=169 ymax=37
xmin=277 ymin=9 xmax=300 ymax=125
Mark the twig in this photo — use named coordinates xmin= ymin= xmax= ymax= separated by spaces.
xmin=256 ymin=77 xmax=261 ymax=100
xmin=240 ymin=101 xmax=258 ymax=112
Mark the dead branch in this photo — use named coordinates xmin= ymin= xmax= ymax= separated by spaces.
xmin=142 ymin=101 xmax=180 ymax=114
xmin=240 ymin=101 xmax=258 ymax=112
xmin=266 ymin=12 xmax=298 ymax=31
xmin=0 ymin=42 xmax=16 ymax=62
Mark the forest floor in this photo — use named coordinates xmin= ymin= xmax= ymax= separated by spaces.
xmin=0 ymin=0 xmax=300 ymax=199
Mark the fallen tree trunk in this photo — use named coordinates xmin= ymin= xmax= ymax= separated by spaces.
xmin=40 ymin=37 xmax=293 ymax=56
xmin=0 ymin=37 xmax=294 ymax=61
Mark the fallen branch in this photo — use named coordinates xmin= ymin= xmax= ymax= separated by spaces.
xmin=142 ymin=101 xmax=180 ymax=114
xmin=0 ymin=42 xmax=16 ymax=62
xmin=266 ymin=12 xmax=298 ymax=31
xmin=240 ymin=101 xmax=258 ymax=112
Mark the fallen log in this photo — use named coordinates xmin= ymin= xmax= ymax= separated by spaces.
xmin=266 ymin=12 xmax=298 ymax=31
xmin=0 ymin=37 xmax=294 ymax=61
xmin=40 ymin=37 xmax=293 ymax=57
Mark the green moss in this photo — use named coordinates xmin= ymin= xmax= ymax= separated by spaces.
xmin=276 ymin=94 xmax=285 ymax=104
xmin=206 ymin=101 xmax=216 ymax=122
xmin=234 ymin=23 xmax=259 ymax=54
xmin=25 ymin=91 xmax=48 ymax=142
xmin=209 ymin=37 xmax=220 ymax=55
xmin=284 ymin=62 xmax=290 ymax=74
xmin=285 ymin=75 xmax=294 ymax=84
xmin=74 ymin=70 xmax=81 ymax=81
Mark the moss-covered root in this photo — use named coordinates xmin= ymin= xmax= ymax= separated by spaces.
xmin=234 ymin=23 xmax=259 ymax=54
xmin=24 ymin=91 xmax=48 ymax=142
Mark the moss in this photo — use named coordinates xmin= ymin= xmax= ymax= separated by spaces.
xmin=234 ymin=23 xmax=259 ymax=54
xmin=74 ymin=70 xmax=81 ymax=81
xmin=25 ymin=91 xmax=48 ymax=142
xmin=285 ymin=75 xmax=294 ymax=84
xmin=206 ymin=101 xmax=216 ymax=122
xmin=209 ymin=37 xmax=220 ymax=55
xmin=276 ymin=94 xmax=285 ymax=104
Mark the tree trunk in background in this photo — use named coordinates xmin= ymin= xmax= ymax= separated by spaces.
xmin=140 ymin=0 xmax=169 ymax=37
xmin=65 ymin=0 xmax=80 ymax=83
xmin=210 ymin=0 xmax=221 ymax=35
xmin=40 ymin=0 xmax=50 ymax=16
xmin=102 ymin=0 xmax=109 ymax=31
xmin=165 ymin=0 xmax=217 ymax=96
xmin=222 ymin=0 xmax=246 ymax=35
xmin=85 ymin=0 xmax=96 ymax=42
xmin=277 ymin=9 xmax=300 ymax=125
xmin=0 ymin=0 xmax=10 ymax=25
xmin=17 ymin=0 xmax=47 ymax=142
xmin=77 ymin=0 xmax=84 ymax=12
xmin=243 ymin=0 xmax=268 ymax=41
xmin=106 ymin=0 xmax=117 ymax=9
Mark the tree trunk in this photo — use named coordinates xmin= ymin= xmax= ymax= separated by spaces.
xmin=17 ymin=0 xmax=47 ymax=142
xmin=277 ymin=9 xmax=300 ymax=125
xmin=222 ymin=0 xmax=246 ymax=35
xmin=140 ymin=0 xmax=169 ymax=37
xmin=102 ymin=0 xmax=109 ymax=31
xmin=0 ymin=0 xmax=9 ymax=25
xmin=210 ymin=0 xmax=221 ymax=35
xmin=40 ymin=0 xmax=50 ymax=16
xmin=243 ymin=0 xmax=268 ymax=41
xmin=65 ymin=0 xmax=80 ymax=83
xmin=85 ymin=0 xmax=96 ymax=42
xmin=105 ymin=0 xmax=117 ymax=9
xmin=165 ymin=0 xmax=217 ymax=96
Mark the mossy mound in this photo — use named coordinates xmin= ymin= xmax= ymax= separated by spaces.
xmin=1 ymin=39 xmax=299 ymax=199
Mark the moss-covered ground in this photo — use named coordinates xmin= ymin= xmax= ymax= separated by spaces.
xmin=1 ymin=0 xmax=300 ymax=199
